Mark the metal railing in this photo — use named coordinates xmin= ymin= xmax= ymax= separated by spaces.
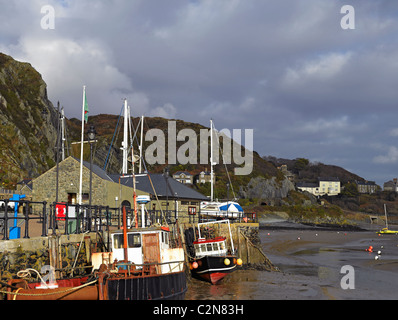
xmin=0 ymin=200 xmax=256 ymax=241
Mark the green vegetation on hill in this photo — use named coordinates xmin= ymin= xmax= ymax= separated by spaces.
xmin=0 ymin=52 xmax=57 ymax=188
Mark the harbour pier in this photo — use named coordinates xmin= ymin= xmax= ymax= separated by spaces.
xmin=0 ymin=199 xmax=274 ymax=298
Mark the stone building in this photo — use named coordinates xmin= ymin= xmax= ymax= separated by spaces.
xmin=194 ymin=171 xmax=215 ymax=184
xmin=32 ymin=156 xmax=208 ymax=224
xmin=172 ymin=171 xmax=193 ymax=184
xmin=32 ymin=156 xmax=147 ymax=208
xmin=355 ymin=180 xmax=378 ymax=194
xmin=384 ymin=179 xmax=398 ymax=192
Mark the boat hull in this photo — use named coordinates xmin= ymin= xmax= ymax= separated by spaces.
xmin=191 ymin=255 xmax=237 ymax=285
xmin=378 ymin=228 xmax=398 ymax=234
xmin=7 ymin=276 xmax=99 ymax=300
xmin=7 ymin=271 xmax=187 ymax=300
xmin=105 ymin=270 xmax=187 ymax=300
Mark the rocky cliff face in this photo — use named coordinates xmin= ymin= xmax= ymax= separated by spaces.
xmin=239 ymin=176 xmax=296 ymax=205
xmin=0 ymin=53 xmax=58 ymax=186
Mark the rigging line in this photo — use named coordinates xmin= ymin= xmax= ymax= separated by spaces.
xmin=103 ymin=105 xmax=124 ymax=171
xmin=212 ymin=120 xmax=236 ymax=200
xmin=126 ymin=115 xmax=142 ymax=166
xmin=132 ymin=118 xmax=167 ymax=225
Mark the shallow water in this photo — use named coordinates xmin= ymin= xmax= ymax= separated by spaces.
xmin=185 ymin=228 xmax=398 ymax=300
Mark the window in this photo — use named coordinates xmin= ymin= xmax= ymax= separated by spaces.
xmin=113 ymin=234 xmax=123 ymax=249
xmin=213 ymin=243 xmax=219 ymax=251
xmin=113 ymin=233 xmax=141 ymax=249
xmin=206 ymin=243 xmax=212 ymax=251
xmin=161 ymin=232 xmax=169 ymax=245
xmin=128 ymin=233 xmax=141 ymax=248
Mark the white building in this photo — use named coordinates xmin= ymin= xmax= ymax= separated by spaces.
xmin=297 ymin=177 xmax=341 ymax=197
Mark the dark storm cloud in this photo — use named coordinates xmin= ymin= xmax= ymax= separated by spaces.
xmin=1 ymin=0 xmax=398 ymax=185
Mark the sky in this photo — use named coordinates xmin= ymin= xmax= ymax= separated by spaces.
xmin=1 ymin=0 xmax=398 ymax=186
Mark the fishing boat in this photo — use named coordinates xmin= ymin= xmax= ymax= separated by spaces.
xmin=378 ymin=204 xmax=398 ymax=234
xmin=94 ymin=223 xmax=187 ymax=300
xmin=189 ymin=220 xmax=242 ymax=285
xmin=7 ymin=207 xmax=187 ymax=300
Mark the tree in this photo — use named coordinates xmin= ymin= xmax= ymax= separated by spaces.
xmin=341 ymin=182 xmax=359 ymax=197
xmin=293 ymin=158 xmax=309 ymax=174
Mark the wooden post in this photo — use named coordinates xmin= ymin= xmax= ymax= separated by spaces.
xmin=84 ymin=236 xmax=91 ymax=264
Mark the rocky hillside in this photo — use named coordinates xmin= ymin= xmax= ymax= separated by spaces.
xmin=66 ymin=114 xmax=282 ymax=201
xmin=0 ymin=52 xmax=368 ymax=211
xmin=0 ymin=53 xmax=58 ymax=187
xmin=264 ymin=156 xmax=365 ymax=184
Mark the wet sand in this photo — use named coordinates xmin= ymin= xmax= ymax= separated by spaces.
xmin=186 ymin=224 xmax=398 ymax=300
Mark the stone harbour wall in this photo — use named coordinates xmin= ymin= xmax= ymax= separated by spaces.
xmin=0 ymin=232 xmax=99 ymax=284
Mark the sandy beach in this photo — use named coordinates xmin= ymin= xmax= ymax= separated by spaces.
xmin=12 ymin=216 xmax=398 ymax=300
xmin=186 ymin=221 xmax=398 ymax=300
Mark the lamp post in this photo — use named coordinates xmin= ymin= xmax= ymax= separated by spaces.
xmin=164 ymin=167 xmax=169 ymax=214
xmin=87 ymin=125 xmax=96 ymax=231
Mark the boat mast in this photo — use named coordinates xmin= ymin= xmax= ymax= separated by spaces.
xmin=210 ymin=119 xmax=214 ymax=202
xmin=384 ymin=203 xmax=389 ymax=229
xmin=139 ymin=115 xmax=144 ymax=174
xmin=132 ymin=145 xmax=138 ymax=228
xmin=61 ymin=107 xmax=66 ymax=161
xmin=122 ymin=99 xmax=129 ymax=175
xmin=122 ymin=206 xmax=128 ymax=261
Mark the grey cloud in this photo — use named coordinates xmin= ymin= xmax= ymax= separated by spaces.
xmin=1 ymin=0 xmax=398 ymax=185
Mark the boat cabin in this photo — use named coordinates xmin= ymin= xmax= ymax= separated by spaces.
xmin=193 ymin=237 xmax=228 ymax=258
xmin=94 ymin=226 xmax=184 ymax=274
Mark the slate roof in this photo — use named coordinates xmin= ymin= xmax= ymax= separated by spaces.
xmin=70 ymin=157 xmax=207 ymax=201
xmin=72 ymin=157 xmax=114 ymax=182
xmin=111 ymin=173 xmax=208 ymax=201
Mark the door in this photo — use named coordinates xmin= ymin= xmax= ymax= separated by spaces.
xmin=142 ymin=233 xmax=160 ymax=264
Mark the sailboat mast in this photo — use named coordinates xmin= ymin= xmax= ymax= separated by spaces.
xmin=61 ymin=107 xmax=66 ymax=161
xmin=139 ymin=115 xmax=144 ymax=174
xmin=384 ymin=203 xmax=389 ymax=230
xmin=210 ymin=119 xmax=214 ymax=202
xmin=122 ymin=99 xmax=129 ymax=175
xmin=132 ymin=146 xmax=138 ymax=228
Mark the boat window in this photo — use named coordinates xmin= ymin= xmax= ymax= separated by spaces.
xmin=128 ymin=233 xmax=141 ymax=248
xmin=201 ymin=244 xmax=207 ymax=252
xmin=220 ymin=242 xmax=225 ymax=250
xmin=162 ymin=232 xmax=169 ymax=245
xmin=113 ymin=233 xmax=141 ymax=249
xmin=113 ymin=234 xmax=123 ymax=249
xmin=206 ymin=243 xmax=212 ymax=251
xmin=213 ymin=243 xmax=219 ymax=251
